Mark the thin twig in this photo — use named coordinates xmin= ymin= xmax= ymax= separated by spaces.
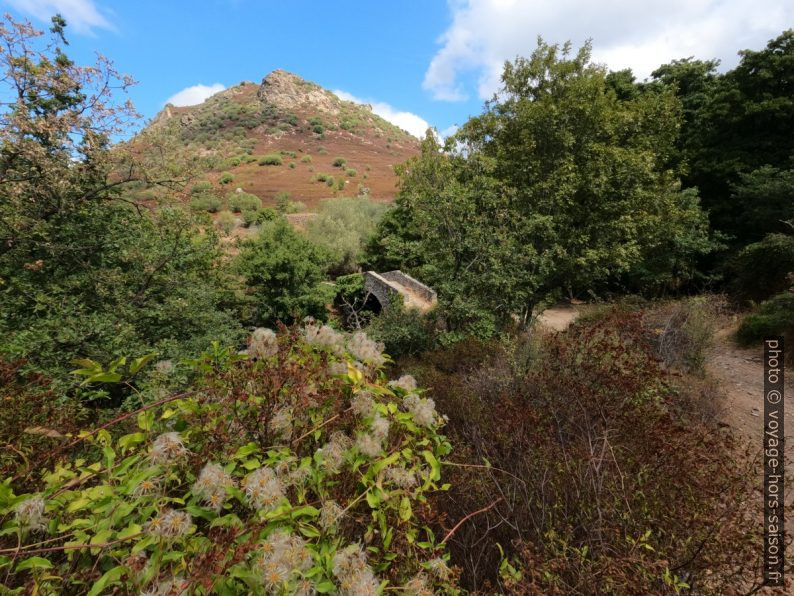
xmin=439 ymin=498 xmax=503 ymax=546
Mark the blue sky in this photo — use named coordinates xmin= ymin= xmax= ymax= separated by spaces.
xmin=4 ymin=0 xmax=792 ymax=138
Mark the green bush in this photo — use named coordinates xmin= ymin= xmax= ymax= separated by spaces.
xmin=737 ymin=292 xmax=794 ymax=349
xmin=190 ymin=180 xmax=213 ymax=195
xmin=228 ymin=191 xmax=262 ymax=213
xmin=189 ymin=192 xmax=222 ymax=213
xmin=289 ymin=161 xmax=296 ymax=169
xmin=218 ymin=172 xmax=234 ymax=185
xmin=325 ymin=176 xmax=335 ymax=188
xmin=312 ymin=124 xmax=324 ymax=134
xmin=243 ymin=207 xmax=278 ymax=228
xmin=280 ymin=150 xmax=297 ymax=158
xmin=332 ymin=157 xmax=347 ymax=168
xmin=367 ymin=301 xmax=436 ymax=357
xmin=728 ymin=233 xmax=794 ymax=304
xmin=216 ymin=210 xmax=236 ymax=235
xmin=301 ymin=154 xmax=312 ymax=164
xmin=275 ymin=191 xmax=291 ymax=213
xmin=0 ymin=328 xmax=456 ymax=594
xmin=304 ymin=197 xmax=389 ymax=274
xmin=258 ymin=153 xmax=283 ymax=166
xmin=237 ymin=219 xmax=332 ymax=325
xmin=345 ymin=168 xmax=357 ymax=177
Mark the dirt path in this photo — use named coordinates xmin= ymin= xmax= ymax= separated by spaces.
xmin=707 ymin=322 xmax=794 ymax=446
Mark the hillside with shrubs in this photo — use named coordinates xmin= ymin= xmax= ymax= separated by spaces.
xmin=136 ymin=69 xmax=420 ymax=210
xmin=1 ymin=13 xmax=793 ymax=595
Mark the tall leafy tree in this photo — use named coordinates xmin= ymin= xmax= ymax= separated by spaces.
xmin=373 ymin=40 xmax=716 ymax=336
xmin=655 ymin=30 xmax=794 ymax=243
xmin=0 ymin=15 xmax=242 ymax=384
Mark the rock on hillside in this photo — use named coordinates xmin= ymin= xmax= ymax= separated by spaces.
xmin=139 ymin=70 xmax=421 ymax=209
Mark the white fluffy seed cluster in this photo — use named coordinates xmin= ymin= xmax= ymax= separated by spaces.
xmin=304 ymin=323 xmax=345 ymax=354
xmin=255 ymin=530 xmax=313 ymax=591
xmin=154 ymin=359 xmax=174 ymax=375
xmin=355 ymin=413 xmax=390 ymax=458
xmin=427 ymin=557 xmax=452 ymax=580
xmin=149 ymin=432 xmax=188 ymax=465
xmin=346 ymin=331 xmax=385 ymax=367
xmin=332 ymin=544 xmax=379 ymax=595
xmin=268 ymin=406 xmax=293 ymax=440
xmin=403 ymin=573 xmax=433 ymax=595
xmin=350 ymin=391 xmax=375 ymax=417
xmin=327 ymin=361 xmax=348 ymax=376
xmin=250 ymin=327 xmax=278 ymax=359
xmin=147 ymin=509 xmax=191 ymax=540
xmin=384 ymin=466 xmax=417 ymax=489
xmin=317 ymin=432 xmax=352 ymax=474
xmin=404 ymin=394 xmax=437 ymax=428
xmin=192 ymin=463 xmax=235 ymax=511
xmin=319 ymin=500 xmax=344 ymax=531
xmin=388 ymin=374 xmax=418 ymax=393
xmin=242 ymin=467 xmax=284 ymax=511
xmin=15 ymin=496 xmax=47 ymax=532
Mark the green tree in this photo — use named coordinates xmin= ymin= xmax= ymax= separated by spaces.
xmin=304 ymin=196 xmax=389 ymax=274
xmin=661 ymin=31 xmax=794 ymax=242
xmin=237 ymin=218 xmax=332 ymax=325
xmin=0 ymin=15 xmax=242 ymax=385
xmin=372 ymin=40 xmax=717 ymax=336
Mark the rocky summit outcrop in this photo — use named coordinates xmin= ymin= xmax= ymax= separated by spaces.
xmin=257 ymin=69 xmax=342 ymax=115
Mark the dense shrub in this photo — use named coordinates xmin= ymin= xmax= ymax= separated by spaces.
xmin=332 ymin=157 xmax=347 ymax=168
xmin=0 ymin=359 xmax=92 ymax=484
xmin=1 ymin=205 xmax=244 ymax=387
xmin=0 ymin=328 xmax=456 ymax=594
xmin=258 ymin=154 xmax=283 ymax=166
xmin=345 ymin=168 xmax=357 ymax=177
xmin=304 ymin=197 xmax=389 ymax=274
xmin=275 ymin=191 xmax=291 ymax=213
xmin=236 ymin=219 xmax=333 ymax=325
xmin=189 ymin=193 xmax=222 ymax=213
xmin=400 ymin=310 xmax=760 ymax=592
xmin=228 ymin=191 xmax=262 ymax=213
xmin=218 ymin=172 xmax=234 ymax=184
xmin=216 ymin=210 xmax=236 ymax=235
xmin=736 ymin=291 xmax=794 ymax=354
xmin=301 ymin=155 xmax=312 ymax=164
xmin=728 ymin=233 xmax=794 ymax=304
xmin=645 ymin=296 xmax=720 ymax=374
xmin=191 ymin=180 xmax=213 ymax=195
xmin=367 ymin=302 xmax=436 ymax=358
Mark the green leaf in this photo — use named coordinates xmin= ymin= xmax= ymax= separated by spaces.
xmin=399 ymin=496 xmax=412 ymax=521
xmin=129 ymin=353 xmax=156 ymax=375
xmin=118 ymin=432 xmax=146 ymax=452
xmin=117 ymin=522 xmax=141 ymax=540
xmin=15 ymin=556 xmax=53 ymax=571
xmin=365 ymin=491 xmax=380 ymax=509
xmin=89 ymin=528 xmax=114 ymax=554
xmin=422 ymin=450 xmax=441 ymax=481
xmin=315 ymin=580 xmax=336 ymax=593
xmin=137 ymin=410 xmax=155 ymax=431
xmin=87 ymin=565 xmax=125 ymax=596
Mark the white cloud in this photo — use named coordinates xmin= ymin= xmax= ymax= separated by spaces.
xmin=333 ymin=89 xmax=433 ymax=139
xmin=6 ymin=0 xmax=113 ymax=34
xmin=165 ymin=83 xmax=225 ymax=107
xmin=439 ymin=124 xmax=459 ymax=139
xmin=424 ymin=0 xmax=794 ymax=101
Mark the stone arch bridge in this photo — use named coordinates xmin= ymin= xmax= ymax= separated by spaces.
xmin=363 ymin=270 xmax=437 ymax=313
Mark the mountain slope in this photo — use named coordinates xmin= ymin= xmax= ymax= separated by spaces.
xmin=145 ymin=70 xmax=421 ymax=208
